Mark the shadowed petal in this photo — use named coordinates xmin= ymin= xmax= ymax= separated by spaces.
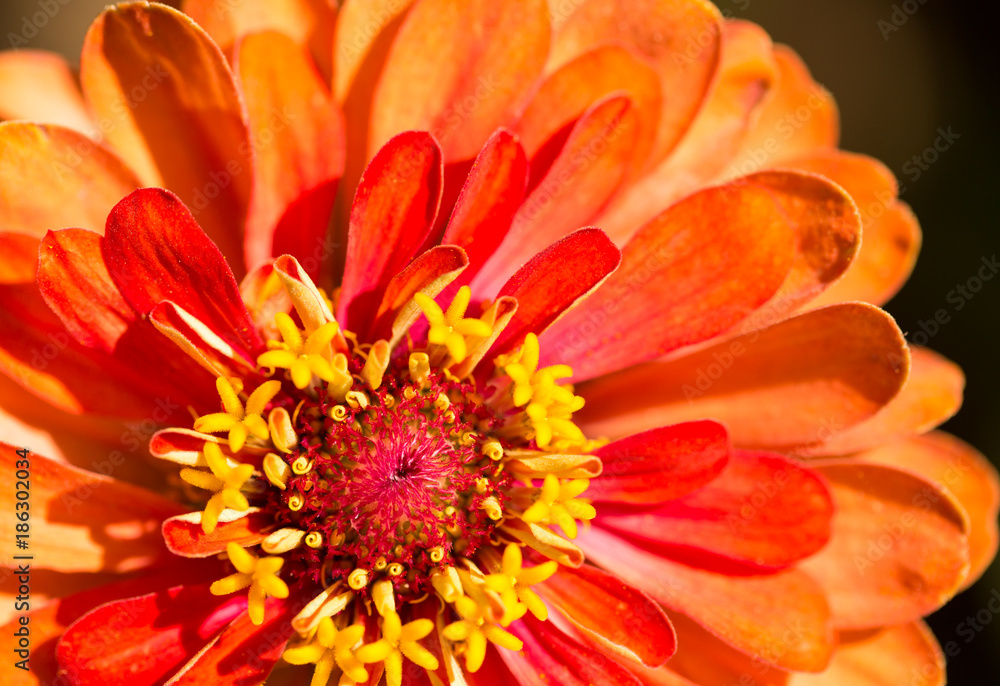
xmin=0 ymin=50 xmax=92 ymax=132
xmin=800 ymin=461 xmax=970 ymax=630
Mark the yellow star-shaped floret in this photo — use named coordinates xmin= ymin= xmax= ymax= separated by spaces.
xmin=441 ymin=595 xmax=522 ymax=672
xmin=414 ymin=286 xmax=492 ymax=364
xmin=355 ymin=609 xmax=439 ymax=686
xmin=257 ymin=312 xmax=344 ymax=389
xmin=194 ymin=377 xmax=281 ymax=452
xmin=210 ymin=543 xmax=289 ymax=625
xmin=483 ymin=544 xmax=558 ymax=624
xmin=499 ymin=333 xmax=585 ymax=449
xmin=283 ymin=617 xmax=369 ymax=686
xmin=520 ymin=474 xmax=596 ymax=539
xmin=179 ymin=442 xmax=253 ymax=534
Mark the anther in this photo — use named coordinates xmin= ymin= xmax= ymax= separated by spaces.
xmin=291 ymin=456 xmax=313 ymax=475
xmin=348 ymin=568 xmax=369 ymax=590
xmin=429 ymin=547 xmax=445 ymax=563
xmin=267 ymin=407 xmax=298 ymax=453
xmin=374 ymin=557 xmax=388 ymax=571
xmin=480 ymin=497 xmax=502 ymax=521
xmin=409 ymin=352 xmax=430 ymax=385
xmin=262 ymin=528 xmax=305 ymax=554
xmin=482 ymin=439 xmax=504 ymax=461
xmin=434 ymin=393 xmax=450 ymax=411
xmin=263 ymin=453 xmax=291 ymax=490
xmin=345 ymin=390 xmax=369 ymax=410
xmin=304 ymin=531 xmax=323 ymax=548
xmin=288 ymin=493 xmax=305 ymax=511
xmin=330 ymin=405 xmax=349 ymax=422
xmin=388 ymin=563 xmax=404 ymax=577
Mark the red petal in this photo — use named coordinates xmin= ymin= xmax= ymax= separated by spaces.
xmin=165 ymin=599 xmax=296 ymax=685
xmin=475 ymin=96 xmax=638 ymax=294
xmin=541 ymin=178 xmax=797 ymax=381
xmin=102 ymin=188 xmax=263 ymax=353
xmin=81 ymin=3 xmax=252 ymax=268
xmin=597 ymin=451 xmax=833 ymax=569
xmin=588 ymin=421 xmax=729 ymax=506
xmin=540 ymin=564 xmax=676 ymax=667
xmin=800 ymin=461 xmax=970 ymax=630
xmin=580 ymin=527 xmax=834 ymax=673
xmin=0 ymin=444 xmax=184 ymax=573
xmin=338 ymin=132 xmax=443 ymax=329
xmin=488 ymin=228 xmax=621 ymax=358
xmin=163 ymin=510 xmax=272 ymax=558
xmin=440 ymin=129 xmax=528 ymax=286
xmin=577 ymin=303 xmax=909 ymax=451
xmin=56 ymin=584 xmax=246 ymax=686
xmin=0 ymin=564 xmax=222 ymax=686
xmin=37 ymin=229 xmax=219 ymax=412
xmin=503 ymin=613 xmax=642 ymax=686
xmin=370 ymin=0 xmax=549 ymax=161
xmin=366 ymin=246 xmax=469 ymax=342
xmin=236 ymin=31 xmax=344 ymax=277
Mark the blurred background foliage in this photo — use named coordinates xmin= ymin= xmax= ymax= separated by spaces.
xmin=1 ymin=0 xmax=997 ymax=682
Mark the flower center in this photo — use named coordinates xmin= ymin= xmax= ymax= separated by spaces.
xmin=156 ymin=269 xmax=603 ymax=680
xmin=267 ymin=361 xmax=510 ymax=598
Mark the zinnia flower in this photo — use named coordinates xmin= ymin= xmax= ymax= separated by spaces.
xmin=0 ymin=2 xmax=996 ymax=686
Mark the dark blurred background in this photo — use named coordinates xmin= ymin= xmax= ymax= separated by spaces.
xmin=1 ymin=0 xmax=997 ymax=682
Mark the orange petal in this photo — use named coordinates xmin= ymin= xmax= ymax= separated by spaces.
xmin=539 ymin=564 xmax=676 ymax=667
xmin=800 ymin=346 xmax=964 ymax=456
xmin=541 ymin=177 xmax=797 ymax=382
xmin=333 ymin=0 xmax=416 ymax=250
xmin=550 ymin=0 xmax=722 ymax=165
xmin=597 ymin=450 xmax=833 ymax=569
xmin=595 ymin=19 xmax=776 ymax=242
xmin=788 ymin=622 xmax=944 ymax=686
xmin=370 ymin=0 xmax=550 ymax=161
xmin=475 ymin=96 xmax=638 ymax=295
xmin=236 ymin=31 xmax=344 ymax=277
xmin=632 ymin=612 xmax=790 ymax=686
xmin=515 ymin=45 xmax=662 ymax=167
xmin=856 ymin=432 xmax=999 ymax=590
xmin=0 ymin=444 xmax=185 ymax=573
xmin=81 ymin=2 xmax=252 ymax=270
xmin=0 ymin=50 xmax=92 ymax=133
xmin=580 ymin=526 xmax=834 ymax=673
xmin=577 ymin=304 xmax=909 ymax=451
xmin=793 ymin=151 xmax=920 ymax=308
xmin=800 ymin=461 xmax=970 ymax=630
xmin=0 ymin=122 xmax=140 ymax=237
xmin=733 ymin=44 xmax=839 ymax=166
xmin=736 ymin=170 xmax=861 ymax=324
xmin=183 ymin=0 xmax=336 ymax=78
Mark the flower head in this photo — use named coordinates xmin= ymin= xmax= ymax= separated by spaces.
xmin=0 ymin=2 xmax=996 ymax=686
